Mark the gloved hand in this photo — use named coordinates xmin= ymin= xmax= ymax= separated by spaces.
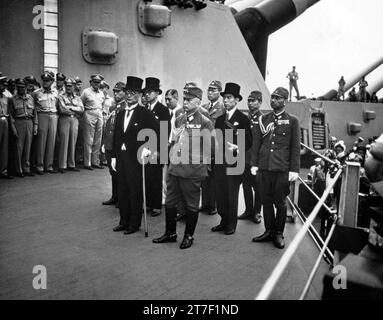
xmin=111 ymin=158 xmax=116 ymax=171
xmin=101 ymin=144 xmax=105 ymax=154
xmin=141 ymin=147 xmax=152 ymax=160
xmin=288 ymin=171 xmax=299 ymax=181
xmin=227 ymin=141 xmax=238 ymax=152
xmin=251 ymin=166 xmax=258 ymax=176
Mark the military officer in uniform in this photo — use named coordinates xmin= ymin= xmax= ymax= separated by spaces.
xmin=212 ymin=82 xmax=252 ymax=235
xmin=143 ymin=77 xmax=171 ymax=216
xmin=0 ymin=75 xmax=13 ymax=179
xmin=57 ymin=78 xmax=84 ymax=173
xmin=81 ymin=74 xmax=105 ymax=170
xmin=251 ymin=87 xmax=300 ymax=249
xmin=238 ymin=90 xmax=263 ymax=224
xmin=200 ymin=80 xmax=225 ymax=216
xmin=55 ymin=73 xmax=66 ymax=96
xmin=153 ymin=85 xmax=215 ymax=249
xmin=8 ymin=78 xmax=38 ymax=177
xmin=33 ymin=71 xmax=59 ymax=174
xmin=102 ymin=81 xmax=126 ymax=206
xmin=74 ymin=77 xmax=83 ymax=97
xmin=111 ymin=76 xmax=159 ymax=235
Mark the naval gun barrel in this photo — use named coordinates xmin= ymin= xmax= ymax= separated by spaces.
xmin=367 ymin=74 xmax=383 ymax=96
xmin=234 ymin=0 xmax=320 ymax=77
xmin=228 ymin=0 xmax=265 ymax=14
xmin=318 ymin=56 xmax=383 ymax=101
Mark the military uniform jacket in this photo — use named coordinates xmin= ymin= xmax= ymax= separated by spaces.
xmin=251 ymin=110 xmax=300 ymax=173
xmin=111 ymin=105 xmax=159 ymax=165
xmin=215 ymin=109 xmax=252 ymax=168
xmin=201 ymin=101 xmax=225 ymax=125
xmin=103 ymin=100 xmax=126 ymax=151
xmin=168 ymin=110 xmax=215 ymax=179
xmin=57 ymin=92 xmax=84 ymax=118
xmin=8 ymin=94 xmax=38 ymax=125
xmin=33 ymin=88 xmax=58 ymax=113
xmin=246 ymin=110 xmax=263 ymax=165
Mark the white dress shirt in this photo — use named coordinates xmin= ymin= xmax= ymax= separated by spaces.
xmin=124 ymin=104 xmax=138 ymax=132
xmin=227 ymin=106 xmax=237 ymax=121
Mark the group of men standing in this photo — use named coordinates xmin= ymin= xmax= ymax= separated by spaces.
xmin=102 ymin=76 xmax=300 ymax=250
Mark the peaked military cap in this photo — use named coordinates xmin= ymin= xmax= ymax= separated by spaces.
xmin=90 ymin=74 xmax=104 ymax=82
xmin=100 ymin=80 xmax=110 ymax=89
xmin=271 ymin=87 xmax=289 ymax=100
xmin=24 ymin=75 xmax=39 ymax=85
xmin=15 ymin=78 xmax=26 ymax=87
xmin=249 ymin=90 xmax=262 ymax=100
xmin=184 ymin=82 xmax=197 ymax=90
xmin=113 ymin=81 xmax=126 ymax=91
xmin=74 ymin=76 xmax=82 ymax=83
xmin=220 ymin=82 xmax=242 ymax=101
xmin=56 ymin=73 xmax=66 ymax=81
xmin=143 ymin=77 xmax=162 ymax=94
xmin=0 ymin=75 xmax=7 ymax=83
xmin=184 ymin=86 xmax=203 ymax=100
xmin=41 ymin=71 xmax=55 ymax=81
xmin=64 ymin=78 xmax=76 ymax=85
xmin=208 ymin=80 xmax=222 ymax=92
xmin=125 ymin=76 xmax=143 ymax=92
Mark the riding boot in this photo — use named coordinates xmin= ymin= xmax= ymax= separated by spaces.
xmin=184 ymin=210 xmax=199 ymax=237
xmin=165 ymin=206 xmax=177 ymax=235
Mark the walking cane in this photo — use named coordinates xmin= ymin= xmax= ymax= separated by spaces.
xmin=142 ymin=158 xmax=148 ymax=237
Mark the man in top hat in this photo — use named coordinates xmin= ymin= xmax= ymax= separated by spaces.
xmin=212 ymin=82 xmax=252 ymax=235
xmin=55 ymin=73 xmax=66 ymax=95
xmin=200 ymin=80 xmax=225 ymax=216
xmin=142 ymin=77 xmax=171 ymax=216
xmin=251 ymin=87 xmax=300 ymax=249
xmin=238 ymin=90 xmax=263 ymax=224
xmin=102 ymin=81 xmax=126 ymax=206
xmin=111 ymin=76 xmax=159 ymax=235
xmin=0 ymin=75 xmax=14 ymax=178
xmin=8 ymin=78 xmax=38 ymax=177
xmin=80 ymin=74 xmax=106 ymax=170
xmin=153 ymin=85 xmax=215 ymax=249
xmin=32 ymin=71 xmax=59 ymax=174
xmin=57 ymin=78 xmax=84 ymax=173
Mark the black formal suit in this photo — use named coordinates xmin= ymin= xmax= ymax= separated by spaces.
xmin=146 ymin=101 xmax=171 ymax=211
xmin=112 ymin=105 xmax=159 ymax=230
xmin=214 ymin=108 xmax=252 ymax=232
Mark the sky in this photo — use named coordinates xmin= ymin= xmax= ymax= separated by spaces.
xmin=265 ymin=0 xmax=383 ymax=100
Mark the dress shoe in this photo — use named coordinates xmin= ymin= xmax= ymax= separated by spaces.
xmin=91 ymin=164 xmax=104 ymax=169
xmin=124 ymin=227 xmax=139 ymax=235
xmin=84 ymin=166 xmax=94 ymax=170
xmin=211 ymin=224 xmax=225 ymax=232
xmin=238 ymin=211 xmax=253 ymax=220
xmin=25 ymin=172 xmax=35 ymax=177
xmin=252 ymin=213 xmax=262 ymax=224
xmin=224 ymin=229 xmax=236 ymax=235
xmin=206 ymin=208 xmax=217 ymax=215
xmin=151 ymin=208 xmax=162 ymax=217
xmin=15 ymin=172 xmax=25 ymax=178
xmin=180 ymin=235 xmax=194 ymax=249
xmin=252 ymin=230 xmax=274 ymax=242
xmin=113 ymin=225 xmax=126 ymax=232
xmin=176 ymin=213 xmax=186 ymax=221
xmin=67 ymin=167 xmax=80 ymax=171
xmin=58 ymin=168 xmax=65 ymax=173
xmin=1 ymin=173 xmax=14 ymax=179
xmin=36 ymin=170 xmax=44 ymax=175
xmin=103 ymin=198 xmax=117 ymax=205
xmin=273 ymin=233 xmax=285 ymax=249
xmin=152 ymin=233 xmax=177 ymax=243
xmin=47 ymin=169 xmax=57 ymax=174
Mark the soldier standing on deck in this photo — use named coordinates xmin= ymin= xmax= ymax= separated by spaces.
xmin=238 ymin=90 xmax=263 ymax=224
xmin=153 ymin=85 xmax=215 ymax=249
xmin=102 ymin=81 xmax=126 ymax=206
xmin=251 ymin=87 xmax=300 ymax=249
xmin=200 ymin=80 xmax=225 ymax=216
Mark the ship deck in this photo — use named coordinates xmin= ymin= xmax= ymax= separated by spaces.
xmin=0 ymin=169 xmax=328 ymax=300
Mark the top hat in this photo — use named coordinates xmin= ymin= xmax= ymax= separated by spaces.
xmin=125 ymin=76 xmax=143 ymax=92
xmin=208 ymin=80 xmax=222 ymax=92
xmin=220 ymin=82 xmax=242 ymax=101
xmin=271 ymin=87 xmax=289 ymax=100
xmin=143 ymin=77 xmax=162 ymax=94
xmin=56 ymin=73 xmax=66 ymax=81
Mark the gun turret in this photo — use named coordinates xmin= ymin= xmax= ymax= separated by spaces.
xmin=233 ymin=0 xmax=320 ymax=77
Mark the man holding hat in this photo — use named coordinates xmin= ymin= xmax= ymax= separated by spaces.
xmin=111 ymin=76 xmax=159 ymax=235
xmin=212 ymin=82 xmax=252 ymax=235
xmin=102 ymin=81 xmax=126 ymax=206
xmin=153 ymin=85 xmax=215 ymax=249
xmin=33 ymin=71 xmax=59 ymax=174
xmin=81 ymin=74 xmax=106 ymax=170
xmin=143 ymin=77 xmax=171 ymax=217
xmin=55 ymin=73 xmax=66 ymax=96
xmin=238 ymin=90 xmax=263 ymax=224
xmin=251 ymin=87 xmax=300 ymax=249
xmin=57 ymin=78 xmax=84 ymax=173
xmin=8 ymin=78 xmax=37 ymax=177
xmin=200 ymin=80 xmax=225 ymax=216
xmin=0 ymin=75 xmax=14 ymax=178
